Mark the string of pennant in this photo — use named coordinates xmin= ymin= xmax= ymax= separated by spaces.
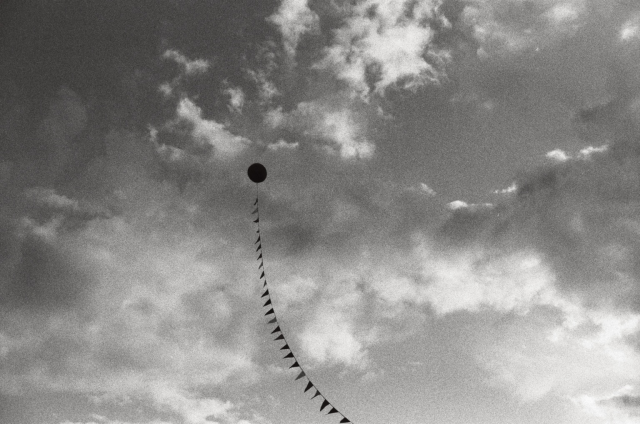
xmin=252 ymin=195 xmax=353 ymax=424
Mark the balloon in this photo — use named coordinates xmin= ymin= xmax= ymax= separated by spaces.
xmin=248 ymin=163 xmax=267 ymax=183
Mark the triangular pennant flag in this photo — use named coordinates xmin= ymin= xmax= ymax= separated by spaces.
xmin=295 ymin=370 xmax=306 ymax=380
xmin=320 ymin=399 xmax=330 ymax=411
xmin=274 ymin=334 xmax=285 ymax=341
xmin=340 ymin=418 xmax=351 ymax=423
xmin=311 ymin=389 xmax=322 ymax=399
xmin=263 ymin=298 xmax=272 ymax=307
xmin=270 ymin=326 xmax=281 ymax=334
xmin=289 ymin=361 xmax=300 ymax=369
xmin=258 ymin=262 xmax=263 ymax=269
xmin=304 ymin=382 xmax=313 ymax=393
xmin=254 ymin=198 xmax=258 ymax=205
xmin=255 ymin=236 xmax=261 ymax=244
xmin=267 ymin=317 xmax=277 ymax=324
xmin=261 ymin=289 xmax=269 ymax=298
xmin=257 ymin=253 xmax=262 ymax=260
xmin=265 ymin=308 xmax=275 ymax=316
xmin=283 ymin=352 xmax=294 ymax=359
xmin=263 ymin=281 xmax=267 ymax=288
xmin=327 ymin=407 xmax=338 ymax=414
xmin=253 ymin=218 xmax=259 ymax=223
xmin=280 ymin=344 xmax=290 ymax=351
xmin=260 ymin=271 xmax=265 ymax=278
xmin=252 ymin=207 xmax=259 ymax=214
xmin=256 ymin=244 xmax=262 ymax=252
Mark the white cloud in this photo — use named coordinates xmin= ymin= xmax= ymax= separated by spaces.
xmin=579 ymin=144 xmax=609 ymax=158
xmin=319 ymin=110 xmax=375 ymax=159
xmin=417 ymin=246 xmax=563 ymax=316
xmin=280 ymin=100 xmax=375 ymax=159
xmin=267 ymin=139 xmax=299 ymax=151
xmin=546 ymin=148 xmax=570 ymax=162
xmin=148 ymin=382 xmax=232 ymax=424
xmin=477 ymin=312 xmax=640 ymax=404
xmin=224 ymin=86 xmax=245 ymax=113
xmin=175 ymin=98 xmax=250 ymax=157
xmin=542 ymin=145 xmax=608 ymax=163
xmin=0 ymin=131 xmax=258 ymax=422
xmin=446 ymin=200 xmax=493 ymax=211
xmin=418 ymin=182 xmax=437 ymax=196
xmin=268 ymin=0 xmax=319 ymax=57
xmin=315 ymin=0 xmax=449 ymax=96
xmin=299 ymin=278 xmax=371 ymax=368
xmin=493 ymin=181 xmax=518 ymax=195
xmin=24 ymin=187 xmax=79 ymax=212
xmin=162 ymin=50 xmax=210 ymax=76
xmin=620 ymin=15 xmax=640 ymax=42
xmin=572 ymin=386 xmax=640 ymax=424
xmin=447 ymin=200 xmax=468 ymax=210
xmin=159 ymin=50 xmax=211 ymax=97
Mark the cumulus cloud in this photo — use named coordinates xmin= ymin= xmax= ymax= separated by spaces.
xmin=175 ymin=98 xmax=250 ymax=157
xmin=270 ymin=99 xmax=375 ymax=159
xmin=268 ymin=0 xmax=319 ymax=58
xmin=299 ymin=278 xmax=371 ymax=368
xmin=153 ymin=97 xmax=250 ymax=163
xmin=0 ymin=125 xmax=260 ymax=422
xmin=314 ymin=0 xmax=450 ymax=96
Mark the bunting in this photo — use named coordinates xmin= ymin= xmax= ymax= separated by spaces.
xmin=250 ymin=166 xmax=355 ymax=424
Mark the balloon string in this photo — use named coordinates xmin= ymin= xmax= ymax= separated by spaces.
xmin=252 ymin=184 xmax=353 ymax=424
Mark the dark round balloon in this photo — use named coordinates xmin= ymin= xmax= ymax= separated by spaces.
xmin=247 ymin=163 xmax=267 ymax=183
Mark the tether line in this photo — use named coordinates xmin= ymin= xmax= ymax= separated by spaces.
xmin=252 ymin=182 xmax=354 ymax=423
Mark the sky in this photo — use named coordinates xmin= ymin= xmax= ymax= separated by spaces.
xmin=1 ymin=0 xmax=640 ymax=423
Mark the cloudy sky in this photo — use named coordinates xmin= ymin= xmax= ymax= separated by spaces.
xmin=2 ymin=0 xmax=640 ymax=423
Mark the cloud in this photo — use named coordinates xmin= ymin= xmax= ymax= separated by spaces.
xmin=546 ymin=148 xmax=570 ymax=162
xmin=268 ymin=0 xmax=319 ymax=58
xmin=267 ymin=139 xmax=299 ymax=151
xmin=447 ymin=200 xmax=468 ymax=210
xmin=159 ymin=50 xmax=212 ymax=98
xmin=545 ymin=145 xmax=609 ymax=163
xmin=462 ymin=0 xmax=588 ymax=57
xmin=162 ymin=50 xmax=210 ymax=76
xmin=572 ymin=385 xmax=640 ymax=424
xmin=0 ymin=128 xmax=260 ymax=422
xmin=224 ymin=85 xmax=246 ymax=113
xmin=620 ymin=14 xmax=640 ymax=42
xmin=418 ymin=183 xmax=437 ymax=196
xmin=146 ymin=383 xmax=233 ymax=424
xmin=299 ymin=278 xmax=371 ymax=368
xmin=493 ymin=181 xmax=517 ymax=195
xmin=474 ymin=308 xmax=640 ymax=404
xmin=313 ymin=0 xmax=450 ymax=96
xmin=159 ymin=97 xmax=250 ymax=159
xmin=272 ymin=99 xmax=375 ymax=159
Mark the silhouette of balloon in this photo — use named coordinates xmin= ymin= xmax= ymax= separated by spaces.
xmin=248 ymin=163 xmax=267 ymax=183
